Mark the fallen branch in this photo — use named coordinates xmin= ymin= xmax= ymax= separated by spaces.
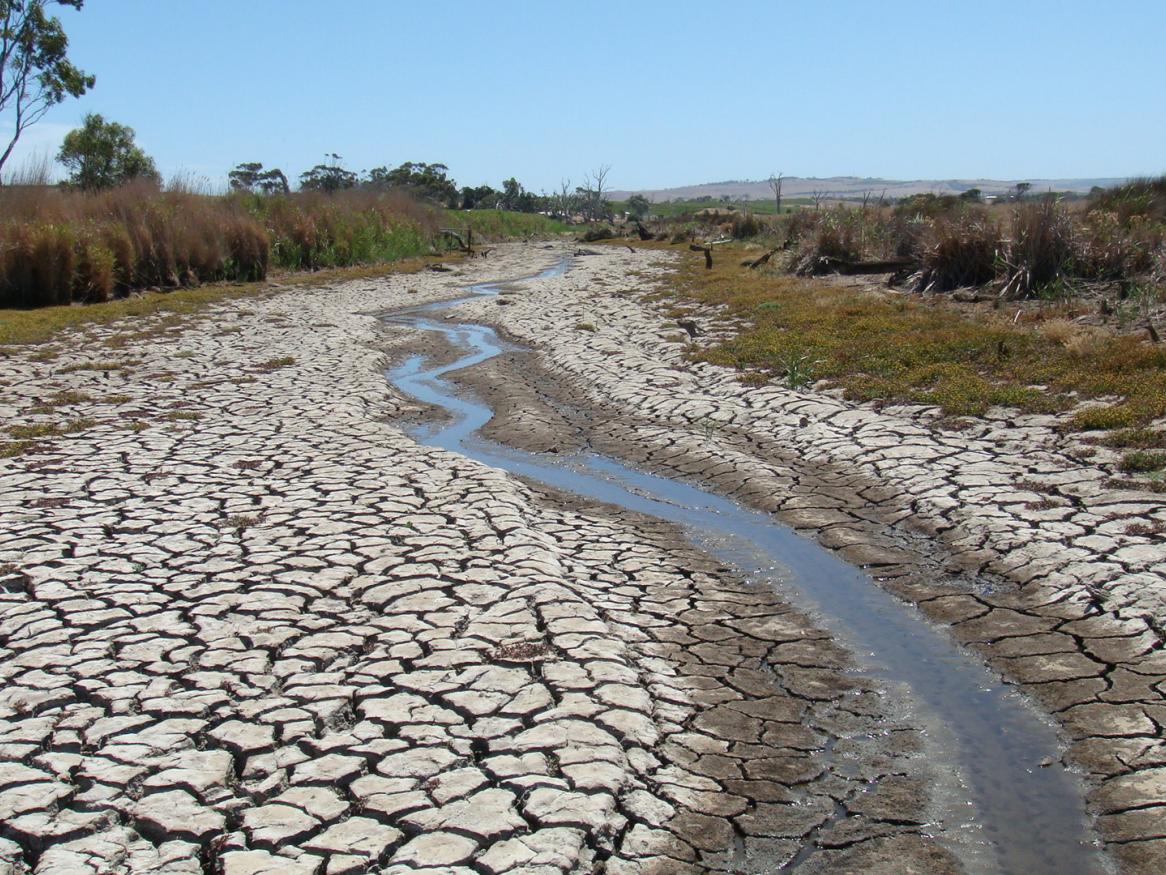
xmin=745 ymin=248 xmax=779 ymax=269
xmin=689 ymin=243 xmax=713 ymax=269
xmin=439 ymin=229 xmax=471 ymax=252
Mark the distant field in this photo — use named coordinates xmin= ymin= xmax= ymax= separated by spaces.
xmin=614 ymin=197 xmax=813 ymax=218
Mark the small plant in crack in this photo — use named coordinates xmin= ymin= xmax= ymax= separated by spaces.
xmin=223 ymin=513 xmax=263 ymax=532
xmin=1124 ymin=520 xmax=1166 ymax=537
xmin=1024 ymin=497 xmax=1062 ymax=511
xmin=256 ymin=356 xmax=295 ymax=371
xmin=1119 ymin=451 xmax=1166 ymax=474
xmin=491 ymin=640 xmax=552 ymax=662
xmin=1015 ymin=478 xmax=1056 ymax=495
xmin=778 ymin=351 xmax=817 ymax=390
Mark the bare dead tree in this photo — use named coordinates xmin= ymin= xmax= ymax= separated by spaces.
xmin=768 ymin=171 xmax=783 ymax=215
xmin=581 ymin=163 xmax=612 ymax=222
xmin=556 ymin=177 xmax=574 ymax=221
xmin=811 ymin=189 xmax=827 ymax=211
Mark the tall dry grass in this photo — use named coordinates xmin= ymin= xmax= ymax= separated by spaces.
xmin=0 ymin=184 xmax=440 ymax=308
xmin=759 ymin=180 xmax=1166 ymax=296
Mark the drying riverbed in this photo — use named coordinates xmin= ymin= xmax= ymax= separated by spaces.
xmin=0 ymin=244 xmax=1162 ymax=873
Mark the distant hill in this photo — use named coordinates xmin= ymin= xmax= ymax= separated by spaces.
xmin=608 ymin=175 xmax=1127 ymax=202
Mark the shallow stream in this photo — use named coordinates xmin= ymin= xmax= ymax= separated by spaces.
xmin=380 ymin=257 xmax=1109 ymax=875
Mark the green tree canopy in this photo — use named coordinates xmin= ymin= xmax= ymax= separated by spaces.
xmin=229 ymin=161 xmax=289 ymax=195
xmin=299 ymin=162 xmax=357 ymax=193
xmin=0 ymin=0 xmax=95 ymax=177
xmin=57 ymin=112 xmax=159 ymax=189
xmin=626 ymin=193 xmax=650 ymax=219
xmin=365 ymin=161 xmax=458 ymax=206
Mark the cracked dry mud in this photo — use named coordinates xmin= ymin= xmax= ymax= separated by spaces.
xmin=0 ymin=243 xmax=1162 ymax=874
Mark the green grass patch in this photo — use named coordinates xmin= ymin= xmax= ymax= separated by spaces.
xmin=444 ymin=210 xmax=571 ymax=239
xmin=1091 ymin=427 xmax=1166 ymax=449
xmin=256 ymin=356 xmax=295 ymax=371
xmin=1119 ymin=451 xmax=1166 ymax=473
xmin=652 ymin=241 xmax=1166 ymax=424
xmin=0 ymin=440 xmax=38 ymax=458
xmin=7 ymin=417 xmax=96 ymax=440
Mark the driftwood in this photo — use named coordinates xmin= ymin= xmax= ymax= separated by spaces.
xmin=427 ymin=263 xmax=452 ymax=273
xmin=626 ymin=245 xmax=636 ymax=253
xmin=744 ymin=248 xmax=779 ymax=269
xmin=801 ymin=256 xmax=914 ymax=276
xmin=439 ymin=229 xmax=471 ymax=252
xmin=689 ymin=243 xmax=713 ymax=269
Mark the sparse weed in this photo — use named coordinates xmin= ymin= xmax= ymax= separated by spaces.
xmin=779 ymin=352 xmax=816 ymax=389
xmin=59 ymin=360 xmax=124 ymax=373
xmin=8 ymin=418 xmax=95 ymax=440
xmin=0 ymin=441 xmax=38 ymax=458
xmin=256 ymin=356 xmax=295 ymax=370
xmin=223 ymin=513 xmax=262 ymax=532
xmin=1119 ymin=451 xmax=1166 ymax=473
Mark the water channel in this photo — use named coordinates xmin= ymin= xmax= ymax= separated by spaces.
xmin=381 ymin=256 xmax=1109 ymax=875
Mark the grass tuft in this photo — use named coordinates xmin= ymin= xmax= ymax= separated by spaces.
xmin=256 ymin=356 xmax=295 ymax=371
xmin=1119 ymin=451 xmax=1166 ymax=473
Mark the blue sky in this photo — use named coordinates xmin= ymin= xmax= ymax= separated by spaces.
xmin=4 ymin=0 xmax=1164 ymax=192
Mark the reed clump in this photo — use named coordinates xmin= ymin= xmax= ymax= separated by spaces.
xmin=0 ymin=183 xmax=442 ymax=308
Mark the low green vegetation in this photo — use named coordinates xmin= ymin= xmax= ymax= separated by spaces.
xmin=642 ymin=240 xmax=1166 ymax=426
xmin=614 ymin=197 xmax=813 ymax=218
xmin=446 ymin=210 xmax=570 ymax=238
xmin=255 ymin=356 xmax=296 ymax=371
xmin=1119 ymin=451 xmax=1166 ymax=473
xmin=7 ymin=417 xmax=95 ymax=440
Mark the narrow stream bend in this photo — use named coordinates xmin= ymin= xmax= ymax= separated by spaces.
xmin=380 ymin=257 xmax=1109 ymax=875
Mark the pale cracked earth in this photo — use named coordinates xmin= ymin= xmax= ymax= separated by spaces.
xmin=0 ymin=242 xmax=1162 ymax=874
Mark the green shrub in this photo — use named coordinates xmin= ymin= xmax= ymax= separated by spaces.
xmin=1067 ymin=404 xmax=1137 ymax=431
xmin=1119 ymin=450 xmax=1166 ymax=473
xmin=730 ymin=212 xmax=762 ymax=239
xmin=1097 ymin=428 xmax=1166 ymax=449
xmin=581 ymin=226 xmax=614 ymax=242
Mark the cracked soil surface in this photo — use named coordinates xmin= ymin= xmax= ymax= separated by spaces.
xmin=0 ymin=243 xmax=1163 ymax=874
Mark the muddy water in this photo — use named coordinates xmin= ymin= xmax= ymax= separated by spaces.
xmin=380 ymin=258 xmax=1110 ymax=875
